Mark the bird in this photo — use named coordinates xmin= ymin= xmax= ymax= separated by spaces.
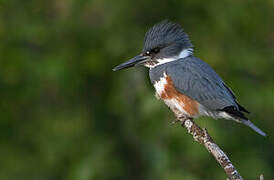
xmin=113 ymin=20 xmax=266 ymax=136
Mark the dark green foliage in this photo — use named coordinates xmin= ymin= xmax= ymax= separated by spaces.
xmin=0 ymin=0 xmax=273 ymax=179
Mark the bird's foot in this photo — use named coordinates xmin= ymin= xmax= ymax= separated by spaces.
xmin=171 ymin=119 xmax=181 ymax=125
xmin=172 ymin=115 xmax=191 ymax=126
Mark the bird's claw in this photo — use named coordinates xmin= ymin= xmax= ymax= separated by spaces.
xmin=171 ymin=115 xmax=189 ymax=126
xmin=171 ymin=119 xmax=180 ymax=125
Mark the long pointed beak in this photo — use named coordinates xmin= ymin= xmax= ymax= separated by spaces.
xmin=112 ymin=55 xmax=149 ymax=71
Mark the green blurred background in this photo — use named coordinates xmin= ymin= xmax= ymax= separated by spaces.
xmin=0 ymin=0 xmax=274 ymax=179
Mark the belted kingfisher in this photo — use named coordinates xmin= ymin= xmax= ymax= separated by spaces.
xmin=113 ymin=20 xmax=266 ymax=136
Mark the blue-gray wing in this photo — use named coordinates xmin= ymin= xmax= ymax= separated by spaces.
xmin=166 ymin=57 xmax=237 ymax=110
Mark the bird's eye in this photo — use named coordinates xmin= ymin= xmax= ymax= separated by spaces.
xmin=145 ymin=48 xmax=160 ymax=56
xmin=151 ymin=48 xmax=160 ymax=53
xmin=144 ymin=48 xmax=160 ymax=56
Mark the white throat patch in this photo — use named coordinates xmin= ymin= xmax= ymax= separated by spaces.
xmin=145 ymin=48 xmax=193 ymax=69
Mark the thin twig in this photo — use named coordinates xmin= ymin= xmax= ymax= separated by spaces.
xmin=180 ymin=118 xmax=243 ymax=180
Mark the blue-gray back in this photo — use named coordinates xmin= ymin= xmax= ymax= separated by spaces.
xmin=149 ymin=56 xmax=237 ymax=110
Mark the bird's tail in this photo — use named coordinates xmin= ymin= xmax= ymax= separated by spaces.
xmin=241 ymin=120 xmax=266 ymax=137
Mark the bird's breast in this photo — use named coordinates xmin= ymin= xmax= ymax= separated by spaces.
xmin=153 ymin=72 xmax=199 ymax=117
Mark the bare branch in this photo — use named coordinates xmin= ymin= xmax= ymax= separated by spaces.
xmin=181 ymin=118 xmax=243 ymax=180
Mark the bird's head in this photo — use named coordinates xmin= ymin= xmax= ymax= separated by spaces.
xmin=113 ymin=20 xmax=193 ymax=71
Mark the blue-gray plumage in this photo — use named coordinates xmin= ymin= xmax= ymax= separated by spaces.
xmin=113 ymin=20 xmax=266 ymax=136
xmin=149 ymin=56 xmax=236 ymax=110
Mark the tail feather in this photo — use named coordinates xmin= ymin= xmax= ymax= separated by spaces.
xmin=236 ymin=102 xmax=250 ymax=114
xmin=241 ymin=120 xmax=266 ymax=137
xmin=219 ymin=106 xmax=265 ymax=136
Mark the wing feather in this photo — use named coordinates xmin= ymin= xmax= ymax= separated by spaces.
xmin=166 ymin=57 xmax=237 ymax=110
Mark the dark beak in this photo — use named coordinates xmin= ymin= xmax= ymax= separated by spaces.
xmin=112 ymin=55 xmax=149 ymax=71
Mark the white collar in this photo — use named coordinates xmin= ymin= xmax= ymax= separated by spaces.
xmin=145 ymin=48 xmax=193 ymax=68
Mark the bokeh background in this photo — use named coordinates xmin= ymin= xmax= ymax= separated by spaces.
xmin=1 ymin=0 xmax=274 ymax=179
